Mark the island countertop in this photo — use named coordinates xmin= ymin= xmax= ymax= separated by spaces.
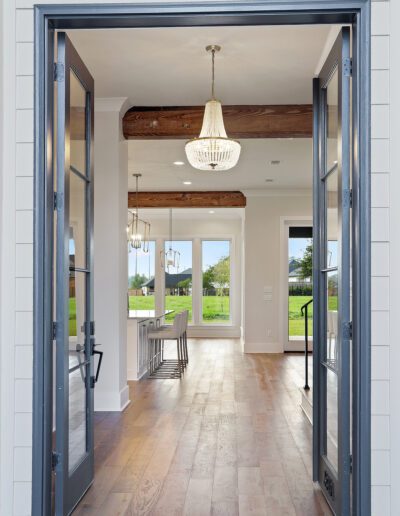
xmin=127 ymin=310 xmax=174 ymax=322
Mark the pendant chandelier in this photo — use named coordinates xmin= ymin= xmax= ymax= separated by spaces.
xmin=127 ymin=173 xmax=151 ymax=253
xmin=161 ymin=208 xmax=180 ymax=272
xmin=185 ymin=45 xmax=241 ymax=171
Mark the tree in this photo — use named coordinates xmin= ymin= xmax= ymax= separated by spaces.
xmin=202 ymin=268 xmax=215 ymax=291
xmin=211 ymin=256 xmax=230 ymax=311
xmin=298 ymin=243 xmax=313 ymax=279
xmin=212 ymin=256 xmax=230 ymax=289
xmin=177 ymin=278 xmax=192 ymax=294
xmin=129 ymin=273 xmax=148 ymax=290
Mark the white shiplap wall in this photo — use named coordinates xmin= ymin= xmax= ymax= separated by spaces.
xmin=371 ymin=2 xmax=391 ymax=515
xmin=0 ymin=0 xmax=393 ymax=514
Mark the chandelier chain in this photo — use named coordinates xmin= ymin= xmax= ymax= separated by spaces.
xmin=211 ymin=48 xmax=215 ymax=99
xmin=169 ymin=208 xmax=173 ymax=250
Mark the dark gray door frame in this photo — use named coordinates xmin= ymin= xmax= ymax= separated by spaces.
xmin=33 ymin=2 xmax=371 ymax=515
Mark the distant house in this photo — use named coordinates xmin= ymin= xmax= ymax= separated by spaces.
xmin=288 ymin=258 xmax=311 ymax=284
xmin=142 ymin=268 xmax=192 ymax=295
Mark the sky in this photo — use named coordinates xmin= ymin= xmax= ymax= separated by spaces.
xmin=128 ymin=240 xmax=230 ymax=278
xmin=289 ymin=237 xmax=338 ymax=268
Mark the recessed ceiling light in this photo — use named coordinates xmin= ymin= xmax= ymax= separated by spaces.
xmin=270 ymin=160 xmax=281 ymax=165
xmin=173 ymin=161 xmax=185 ymax=166
xmin=209 ymin=210 xmax=215 ymax=214
xmin=265 ymin=178 xmax=274 ymax=183
xmin=183 ymin=181 xmax=192 ymax=185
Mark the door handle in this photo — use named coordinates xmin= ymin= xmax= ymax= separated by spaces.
xmin=90 ymin=337 xmax=103 ymax=387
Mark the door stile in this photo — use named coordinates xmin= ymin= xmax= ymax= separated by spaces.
xmin=312 ymin=77 xmax=321 ymax=483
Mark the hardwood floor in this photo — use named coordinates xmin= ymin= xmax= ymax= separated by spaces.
xmin=73 ymin=339 xmax=331 ymax=516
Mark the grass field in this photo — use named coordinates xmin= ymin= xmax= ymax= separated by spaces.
xmin=69 ymin=298 xmax=77 ymax=336
xmin=288 ymin=295 xmax=338 ymax=336
xmin=129 ymin=295 xmax=230 ymax=324
xmin=70 ymin=294 xmax=337 ymax=337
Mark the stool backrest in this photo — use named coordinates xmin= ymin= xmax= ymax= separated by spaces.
xmin=181 ymin=310 xmax=189 ymax=333
xmin=172 ymin=312 xmax=182 ymax=332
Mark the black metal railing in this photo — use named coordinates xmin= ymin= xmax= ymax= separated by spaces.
xmin=301 ymin=298 xmax=313 ymax=390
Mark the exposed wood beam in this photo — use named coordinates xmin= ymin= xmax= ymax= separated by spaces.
xmin=128 ymin=191 xmax=246 ymax=208
xmin=123 ymin=105 xmax=312 ymax=139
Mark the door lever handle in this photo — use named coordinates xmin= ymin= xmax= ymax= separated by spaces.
xmin=93 ymin=349 xmax=103 ymax=384
xmin=90 ymin=338 xmax=103 ymax=387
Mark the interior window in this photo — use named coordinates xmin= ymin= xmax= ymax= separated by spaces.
xmin=164 ymin=240 xmax=193 ymax=322
xmin=128 ymin=241 xmax=156 ymax=311
xmin=202 ymin=240 xmax=231 ymax=324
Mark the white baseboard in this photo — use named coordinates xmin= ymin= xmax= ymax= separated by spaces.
xmin=187 ymin=326 xmax=241 ymax=338
xmin=284 ymin=340 xmax=314 ymax=352
xmin=243 ymin=341 xmax=283 ymax=353
xmin=94 ymin=384 xmax=131 ymax=412
xmin=127 ymin=368 xmax=139 ymax=381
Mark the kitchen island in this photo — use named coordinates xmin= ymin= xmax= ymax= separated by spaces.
xmin=127 ymin=310 xmax=173 ymax=380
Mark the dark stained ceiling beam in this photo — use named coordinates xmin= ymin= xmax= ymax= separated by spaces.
xmin=128 ymin=191 xmax=246 ymax=208
xmin=122 ymin=104 xmax=313 ymax=140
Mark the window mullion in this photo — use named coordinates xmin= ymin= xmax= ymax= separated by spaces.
xmin=192 ymin=238 xmax=202 ymax=326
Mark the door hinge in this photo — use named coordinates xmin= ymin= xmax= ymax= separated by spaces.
xmin=84 ymin=321 xmax=96 ymax=336
xmin=51 ymin=451 xmax=60 ymax=471
xmin=343 ymin=321 xmax=353 ymax=340
xmin=344 ymin=189 xmax=353 ymax=208
xmin=53 ymin=192 xmax=58 ymax=210
xmin=343 ymin=57 xmax=352 ymax=77
xmin=52 ymin=321 xmax=57 ymax=340
xmin=53 ymin=62 xmax=65 ymax=82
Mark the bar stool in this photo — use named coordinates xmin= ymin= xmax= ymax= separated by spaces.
xmin=147 ymin=312 xmax=185 ymax=378
xmin=180 ymin=310 xmax=189 ymax=366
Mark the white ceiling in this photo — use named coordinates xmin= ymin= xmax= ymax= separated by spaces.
xmin=128 ymin=138 xmax=313 ymax=191
xmin=67 ymin=24 xmax=336 ymax=192
xmin=139 ymin=207 xmax=243 ymax=220
xmin=67 ymin=25 xmax=333 ymax=106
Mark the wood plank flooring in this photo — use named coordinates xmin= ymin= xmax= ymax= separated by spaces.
xmin=73 ymin=339 xmax=331 ymax=516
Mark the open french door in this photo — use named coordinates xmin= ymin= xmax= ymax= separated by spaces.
xmin=313 ymin=27 xmax=352 ymax=515
xmin=54 ymin=33 xmax=95 ymax=515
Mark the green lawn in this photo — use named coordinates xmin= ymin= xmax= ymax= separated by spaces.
xmin=69 ymin=297 xmax=77 ymax=336
xmin=288 ymin=295 xmax=337 ymax=336
xmin=129 ymin=295 xmax=230 ymax=324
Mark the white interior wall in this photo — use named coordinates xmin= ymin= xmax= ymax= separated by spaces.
xmin=243 ymin=193 xmax=312 ymax=352
xmin=0 ymin=2 xmax=394 ymax=514
xmin=93 ymin=99 xmax=130 ymax=411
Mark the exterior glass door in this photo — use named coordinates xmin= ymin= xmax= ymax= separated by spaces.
xmin=54 ymin=32 xmax=95 ymax=515
xmin=313 ymin=27 xmax=352 ymax=515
